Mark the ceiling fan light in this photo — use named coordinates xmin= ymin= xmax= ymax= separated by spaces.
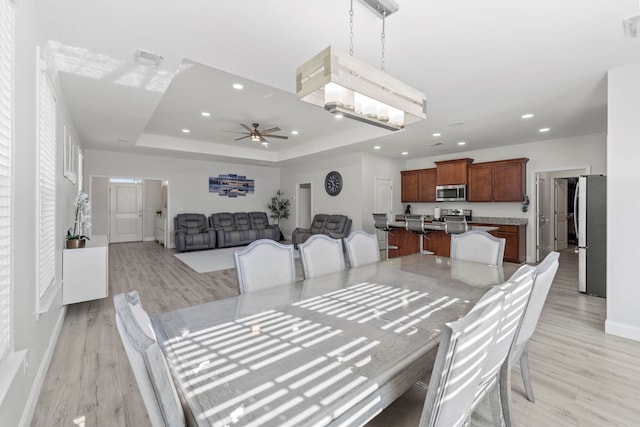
xmin=296 ymin=46 xmax=426 ymax=131
xmin=251 ymin=134 xmax=260 ymax=142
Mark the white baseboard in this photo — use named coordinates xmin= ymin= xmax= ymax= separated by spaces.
xmin=19 ymin=306 xmax=67 ymax=427
xmin=605 ymin=319 xmax=640 ymax=342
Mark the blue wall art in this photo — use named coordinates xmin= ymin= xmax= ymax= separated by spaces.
xmin=209 ymin=174 xmax=255 ymax=197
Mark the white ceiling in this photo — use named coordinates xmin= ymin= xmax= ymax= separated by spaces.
xmin=36 ymin=0 xmax=640 ymax=165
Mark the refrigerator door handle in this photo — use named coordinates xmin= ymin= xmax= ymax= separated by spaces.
xmin=573 ymin=181 xmax=580 ymax=242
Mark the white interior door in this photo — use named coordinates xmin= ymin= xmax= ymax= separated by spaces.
xmin=110 ymin=182 xmax=143 ymax=243
xmin=374 ymin=178 xmax=392 ymax=258
xmin=535 ymin=173 xmax=550 ymax=263
xmin=555 ymin=179 xmax=568 ymax=250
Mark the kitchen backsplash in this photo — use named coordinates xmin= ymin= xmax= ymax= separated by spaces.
xmin=403 ymin=202 xmax=528 ymax=219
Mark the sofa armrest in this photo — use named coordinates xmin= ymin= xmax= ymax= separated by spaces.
xmin=175 ymin=230 xmax=186 ymax=252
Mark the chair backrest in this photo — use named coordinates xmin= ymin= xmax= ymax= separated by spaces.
xmin=514 ymin=251 xmax=560 ymax=348
xmin=372 ymin=213 xmax=389 ymax=231
xmin=344 ymin=231 xmax=380 ymax=268
xmin=310 ymin=214 xmax=329 ymax=233
xmin=478 ymin=264 xmax=535 ymax=387
xmin=210 ymin=212 xmax=235 ymax=231
xmin=450 ymin=230 xmax=506 ymax=266
xmin=234 ymin=239 xmax=296 ymax=293
xmin=298 ymin=234 xmax=345 ymax=279
xmin=114 ymin=291 xmax=185 ymax=427
xmin=233 ymin=212 xmax=251 ymax=231
xmin=174 ymin=213 xmax=207 ymax=233
xmin=405 ymin=215 xmax=426 ymax=233
xmin=322 ymin=214 xmax=348 ymax=234
xmin=420 ymin=286 xmax=507 ymax=427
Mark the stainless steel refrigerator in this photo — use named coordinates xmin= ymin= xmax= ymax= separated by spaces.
xmin=574 ymin=174 xmax=606 ymax=297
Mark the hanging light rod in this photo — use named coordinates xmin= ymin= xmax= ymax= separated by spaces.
xmin=358 ymin=0 xmax=399 ymax=18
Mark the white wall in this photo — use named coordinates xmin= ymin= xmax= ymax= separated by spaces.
xmin=1 ymin=1 xmax=82 ymax=425
xmin=401 ymin=133 xmax=606 ymax=262
xmin=606 ymin=62 xmax=640 ymax=342
xmin=84 ymin=150 xmax=280 ymax=247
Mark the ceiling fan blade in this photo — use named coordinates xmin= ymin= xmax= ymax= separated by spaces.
xmin=240 ymin=123 xmax=253 ymax=132
xmin=234 ymin=135 xmax=251 ymax=141
xmin=264 ymin=134 xmax=288 ymax=139
xmin=259 ymin=136 xmax=268 ymax=143
xmin=223 ymin=130 xmax=250 ymax=134
xmin=259 ymin=127 xmax=281 ymax=134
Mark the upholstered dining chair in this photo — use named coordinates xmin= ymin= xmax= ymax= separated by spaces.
xmin=344 ymin=231 xmax=380 ymax=268
xmin=450 ymin=230 xmax=506 ymax=266
xmin=234 ymin=239 xmax=296 ymax=293
xmin=298 ymin=234 xmax=345 ymax=279
xmin=506 ymin=251 xmax=560 ymax=402
xmin=114 ymin=291 xmax=187 ymax=427
xmin=367 ymin=284 xmax=508 ymax=427
xmin=366 ymin=264 xmax=536 ymax=427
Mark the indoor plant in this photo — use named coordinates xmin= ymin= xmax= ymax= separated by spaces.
xmin=267 ymin=189 xmax=290 ymax=225
xmin=66 ymin=191 xmax=91 ymax=249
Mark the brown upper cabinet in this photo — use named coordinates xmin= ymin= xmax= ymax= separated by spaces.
xmin=434 ymin=158 xmax=474 ymax=185
xmin=468 ymin=158 xmax=529 ymax=202
xmin=401 ymin=168 xmax=436 ymax=202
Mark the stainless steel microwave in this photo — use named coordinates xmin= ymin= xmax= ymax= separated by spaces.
xmin=436 ymin=184 xmax=466 ymax=202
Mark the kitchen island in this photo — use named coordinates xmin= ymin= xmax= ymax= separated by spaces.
xmin=386 ymin=216 xmax=527 ymax=262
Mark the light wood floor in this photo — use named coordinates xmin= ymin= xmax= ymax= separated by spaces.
xmin=31 ymin=243 xmax=640 ymax=426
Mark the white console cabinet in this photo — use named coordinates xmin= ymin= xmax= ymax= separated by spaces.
xmin=63 ymin=234 xmax=109 ymax=305
xmin=155 ymin=216 xmax=166 ymax=246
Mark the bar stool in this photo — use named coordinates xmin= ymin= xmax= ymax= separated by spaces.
xmin=372 ymin=213 xmax=398 ymax=259
xmin=405 ymin=215 xmax=434 ymax=255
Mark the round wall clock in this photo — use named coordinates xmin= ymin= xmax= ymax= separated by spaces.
xmin=325 ymin=171 xmax=343 ymax=196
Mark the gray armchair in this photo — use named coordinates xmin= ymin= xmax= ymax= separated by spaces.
xmin=292 ymin=214 xmax=352 ymax=248
xmin=174 ymin=213 xmax=216 ymax=252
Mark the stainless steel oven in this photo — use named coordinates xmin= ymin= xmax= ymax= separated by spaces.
xmin=435 ymin=184 xmax=466 ymax=202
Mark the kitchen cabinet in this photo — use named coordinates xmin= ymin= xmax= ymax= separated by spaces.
xmin=401 ymin=168 xmax=436 ymax=202
xmin=468 ymin=158 xmax=528 ymax=202
xmin=424 ymin=230 xmax=450 ymax=256
xmin=387 ymin=227 xmax=419 ymax=258
xmin=434 ymin=158 xmax=473 ymax=185
xmin=486 ymin=224 xmax=527 ymax=263
xmin=63 ymin=234 xmax=109 ymax=304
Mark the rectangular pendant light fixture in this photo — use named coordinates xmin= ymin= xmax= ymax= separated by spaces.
xmin=296 ymin=46 xmax=426 ymax=131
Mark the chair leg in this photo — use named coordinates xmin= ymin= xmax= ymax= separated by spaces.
xmin=520 ymin=343 xmax=536 ymax=402
xmin=498 ymin=363 xmax=513 ymax=427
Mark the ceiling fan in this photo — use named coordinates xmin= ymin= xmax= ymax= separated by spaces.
xmin=225 ymin=123 xmax=289 ymax=144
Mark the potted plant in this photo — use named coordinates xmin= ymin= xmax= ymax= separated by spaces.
xmin=66 ymin=192 xmax=91 ymax=249
xmin=267 ymin=189 xmax=290 ymax=240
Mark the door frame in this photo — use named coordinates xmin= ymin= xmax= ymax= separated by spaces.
xmin=533 ymin=166 xmax=590 ymax=262
xmin=296 ymin=182 xmax=313 ymax=229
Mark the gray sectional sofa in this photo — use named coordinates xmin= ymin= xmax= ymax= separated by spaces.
xmin=291 ymin=214 xmax=352 ymax=248
xmin=174 ymin=213 xmax=217 ymax=252
xmin=210 ymin=212 xmax=281 ymax=248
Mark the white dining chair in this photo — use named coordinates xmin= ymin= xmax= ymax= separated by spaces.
xmin=450 ymin=230 xmax=506 ymax=265
xmin=344 ymin=231 xmax=380 ymax=268
xmin=234 ymin=239 xmax=296 ymax=293
xmin=298 ymin=234 xmax=345 ymax=279
xmin=507 ymin=251 xmax=560 ymax=402
xmin=366 ymin=264 xmax=536 ymax=427
xmin=114 ymin=291 xmax=186 ymax=427
xmin=367 ymin=285 xmax=508 ymax=427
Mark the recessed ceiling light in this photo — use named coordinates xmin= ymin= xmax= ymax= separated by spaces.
xmin=335 ymin=113 xmax=344 ymax=119
xmin=448 ymin=121 xmax=465 ymax=127
xmin=432 ymin=133 xmax=441 ymax=137
xmin=201 ymin=112 xmax=211 ymax=117
xmin=262 ymin=142 xmax=268 ymax=147
xmin=539 ymin=127 xmax=550 ymax=133
xmin=457 ymin=141 xmax=466 ymax=146
xmin=373 ymin=145 xmax=381 ymax=150
xmin=232 ymin=83 xmax=244 ymax=90
xmin=182 ymin=128 xmax=190 ymax=133
xmin=401 ymin=151 xmax=408 ymax=155
xmin=291 ymin=130 xmax=299 ymax=135
xmin=521 ymin=113 xmax=534 ymax=119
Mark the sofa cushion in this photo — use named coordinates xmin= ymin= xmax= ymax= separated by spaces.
xmin=249 ymin=212 xmax=269 ymax=230
xmin=234 ymin=213 xmax=251 ymax=231
xmin=323 ymin=215 xmax=348 ymax=235
xmin=310 ymin=214 xmax=329 ymax=234
xmin=211 ymin=212 xmax=235 ymax=231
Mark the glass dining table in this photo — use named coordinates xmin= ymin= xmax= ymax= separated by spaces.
xmin=151 ymin=254 xmax=521 ymax=427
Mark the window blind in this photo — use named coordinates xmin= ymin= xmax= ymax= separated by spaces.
xmin=0 ymin=0 xmax=14 ymax=361
xmin=38 ymin=55 xmax=56 ymax=298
